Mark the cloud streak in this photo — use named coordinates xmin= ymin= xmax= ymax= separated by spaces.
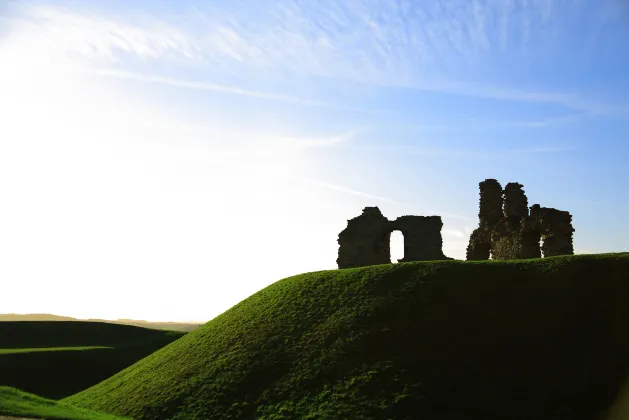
xmin=272 ymin=128 xmax=369 ymax=148
xmin=10 ymin=3 xmax=199 ymax=61
xmin=294 ymin=176 xmax=400 ymax=204
xmin=7 ymin=1 xmax=627 ymax=116
xmin=337 ymin=145 xmax=576 ymax=160
xmin=89 ymin=69 xmax=375 ymax=112
xmin=506 ymin=146 xmax=576 ymax=154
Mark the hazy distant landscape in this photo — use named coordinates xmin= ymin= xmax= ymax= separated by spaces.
xmin=0 ymin=314 xmax=201 ymax=333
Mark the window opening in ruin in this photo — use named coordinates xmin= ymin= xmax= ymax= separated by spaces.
xmin=390 ymin=230 xmax=404 ymax=263
xmin=539 ymin=237 xmax=544 ymax=258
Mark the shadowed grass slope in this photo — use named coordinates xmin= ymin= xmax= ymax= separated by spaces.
xmin=0 ymin=322 xmax=185 ymax=399
xmin=0 ymin=386 xmax=125 ymax=420
xmin=65 ymin=254 xmax=629 ymax=420
xmin=0 ymin=386 xmax=130 ymax=420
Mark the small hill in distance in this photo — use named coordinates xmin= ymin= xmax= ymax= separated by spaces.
xmin=0 ymin=321 xmax=186 ymax=399
xmin=66 ymin=253 xmax=629 ymax=420
xmin=0 ymin=314 xmax=202 ymax=332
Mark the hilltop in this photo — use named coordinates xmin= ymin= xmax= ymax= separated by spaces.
xmin=0 ymin=314 xmax=201 ymax=332
xmin=65 ymin=253 xmax=629 ymax=420
xmin=0 ymin=321 xmax=185 ymax=399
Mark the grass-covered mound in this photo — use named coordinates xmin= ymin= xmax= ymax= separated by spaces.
xmin=0 ymin=321 xmax=185 ymax=399
xmin=0 ymin=386 xmax=130 ymax=420
xmin=65 ymin=254 xmax=629 ymax=420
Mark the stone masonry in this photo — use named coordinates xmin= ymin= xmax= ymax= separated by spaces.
xmin=466 ymin=179 xmax=574 ymax=260
xmin=337 ymin=207 xmax=451 ymax=269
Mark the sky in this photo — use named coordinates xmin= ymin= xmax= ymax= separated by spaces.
xmin=1 ymin=0 xmax=628 ymax=322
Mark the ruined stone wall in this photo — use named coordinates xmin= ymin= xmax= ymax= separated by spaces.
xmin=466 ymin=179 xmax=574 ymax=261
xmin=466 ymin=179 xmax=503 ymax=260
xmin=489 ymin=220 xmax=521 ymax=260
xmin=530 ymin=205 xmax=575 ymax=257
xmin=519 ymin=218 xmax=543 ymax=259
xmin=466 ymin=228 xmax=492 ymax=260
xmin=337 ymin=180 xmax=574 ymax=268
xmin=503 ymin=182 xmax=529 ymax=222
xmin=490 ymin=182 xmax=532 ymax=260
xmin=336 ymin=207 xmax=391 ymax=269
xmin=479 ymin=179 xmax=504 ymax=227
xmin=337 ymin=208 xmax=450 ymax=269
xmin=391 ymin=216 xmax=450 ymax=262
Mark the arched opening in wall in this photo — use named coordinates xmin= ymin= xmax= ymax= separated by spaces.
xmin=390 ymin=230 xmax=404 ymax=263
xmin=539 ymin=238 xmax=543 ymax=257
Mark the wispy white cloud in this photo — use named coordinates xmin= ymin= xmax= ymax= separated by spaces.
xmin=506 ymin=146 xmax=576 ymax=154
xmin=488 ymin=113 xmax=590 ymax=128
xmin=428 ymin=113 xmax=590 ymax=130
xmin=293 ymin=176 xmax=400 ymax=204
xmin=241 ymin=162 xmax=400 ymax=204
xmin=5 ymin=1 xmax=627 ymax=116
xmin=271 ymin=128 xmax=369 ymax=149
xmin=88 ymin=68 xmax=375 ymax=112
xmin=340 ymin=145 xmax=576 ymax=159
xmin=437 ymin=212 xmax=478 ymax=222
xmin=442 ymin=228 xmax=468 ymax=239
xmin=410 ymin=146 xmax=575 ymax=158
xmin=9 ymin=3 xmax=199 ymax=62
xmin=173 ymin=0 xmax=623 ymax=115
xmin=405 ymin=79 xmax=624 ymax=116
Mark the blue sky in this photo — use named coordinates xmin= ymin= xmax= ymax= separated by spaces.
xmin=0 ymin=0 xmax=628 ymax=321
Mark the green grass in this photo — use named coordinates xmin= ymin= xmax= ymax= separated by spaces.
xmin=63 ymin=253 xmax=629 ymax=420
xmin=0 ymin=346 xmax=112 ymax=354
xmin=0 ymin=321 xmax=186 ymax=399
xmin=0 ymin=386 xmax=130 ymax=420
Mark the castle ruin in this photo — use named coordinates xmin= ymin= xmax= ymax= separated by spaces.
xmin=336 ymin=178 xmax=575 ymax=269
xmin=336 ymin=207 xmax=452 ymax=269
xmin=466 ymin=179 xmax=574 ymax=260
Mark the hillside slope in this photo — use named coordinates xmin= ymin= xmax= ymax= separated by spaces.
xmin=0 ymin=322 xmax=185 ymax=399
xmin=0 ymin=386 xmax=130 ymax=420
xmin=65 ymin=254 xmax=629 ymax=420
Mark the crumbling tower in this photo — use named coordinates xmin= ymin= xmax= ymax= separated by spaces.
xmin=466 ymin=179 xmax=503 ymax=260
xmin=530 ymin=205 xmax=575 ymax=257
xmin=466 ymin=179 xmax=574 ymax=261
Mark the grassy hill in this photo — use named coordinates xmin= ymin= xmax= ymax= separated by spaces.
xmin=64 ymin=253 xmax=629 ymax=420
xmin=0 ymin=321 xmax=185 ymax=399
xmin=0 ymin=314 xmax=202 ymax=332
xmin=0 ymin=386 xmax=130 ymax=420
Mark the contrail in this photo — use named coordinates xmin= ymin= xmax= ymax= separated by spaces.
xmin=291 ymin=176 xmax=400 ymax=205
xmin=89 ymin=68 xmax=377 ymax=113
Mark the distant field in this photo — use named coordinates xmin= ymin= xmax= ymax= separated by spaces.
xmin=0 ymin=347 xmax=111 ymax=355
xmin=0 ymin=314 xmax=202 ymax=333
xmin=0 ymin=321 xmax=185 ymax=399
xmin=0 ymin=386 xmax=129 ymax=420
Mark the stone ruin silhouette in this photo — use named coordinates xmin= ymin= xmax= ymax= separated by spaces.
xmin=466 ymin=178 xmax=574 ymax=260
xmin=336 ymin=178 xmax=574 ymax=269
xmin=336 ymin=207 xmax=452 ymax=269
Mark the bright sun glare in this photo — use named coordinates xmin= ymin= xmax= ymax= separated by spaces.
xmin=0 ymin=22 xmax=335 ymax=322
